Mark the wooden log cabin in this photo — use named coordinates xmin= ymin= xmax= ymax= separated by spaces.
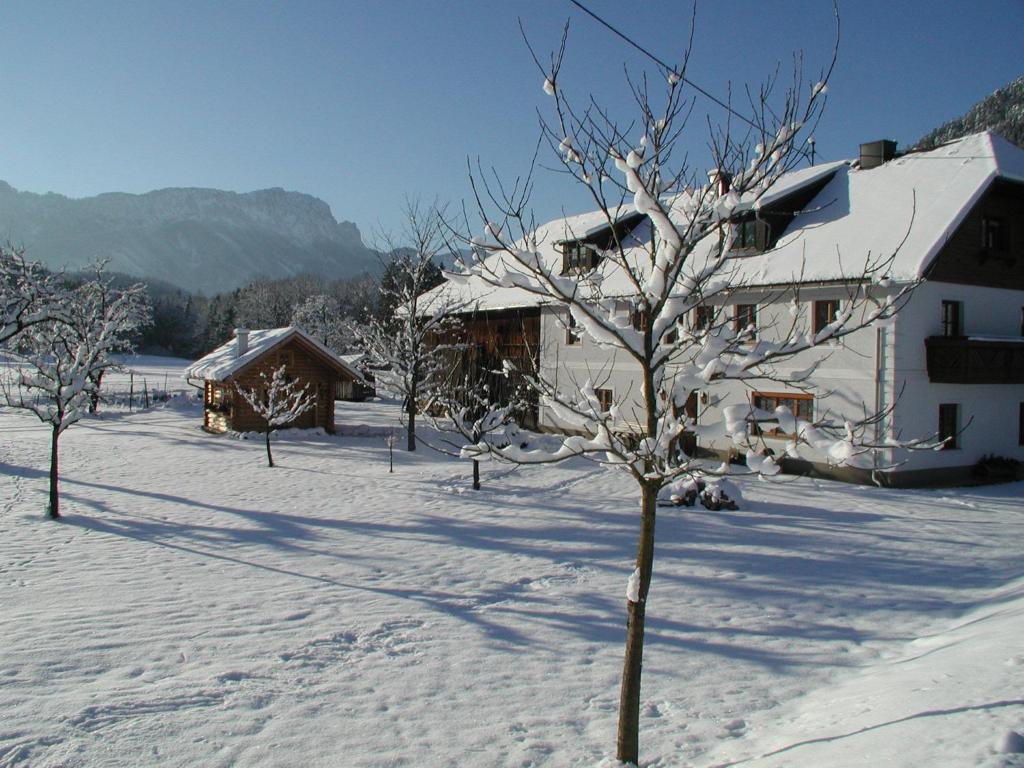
xmin=185 ymin=327 xmax=362 ymax=434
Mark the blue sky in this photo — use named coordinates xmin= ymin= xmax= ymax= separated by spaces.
xmin=0 ymin=1 xmax=1020 ymax=242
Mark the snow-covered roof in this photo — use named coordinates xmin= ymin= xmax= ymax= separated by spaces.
xmin=185 ymin=326 xmax=361 ymax=382
xmin=737 ymin=130 xmax=1024 ymax=285
xmin=435 ymin=131 xmax=1024 ymax=309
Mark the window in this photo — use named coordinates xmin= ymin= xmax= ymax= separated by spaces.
xmin=631 ymin=307 xmax=649 ymax=332
xmin=565 ymin=312 xmax=581 ymax=345
xmin=209 ymin=384 xmax=231 ymax=413
xmin=731 ymin=218 xmax=768 ymax=251
xmin=938 ymin=403 xmax=959 ymax=450
xmin=981 ymin=217 xmax=1007 ymax=251
xmin=751 ymin=392 xmax=813 ymax=436
xmin=560 ymin=242 xmax=601 ymax=275
xmin=813 ymin=299 xmax=840 ymax=335
xmin=693 ymin=305 xmax=715 ymax=331
xmin=594 ymin=387 xmax=613 ymax=413
xmin=734 ymin=304 xmax=757 ymax=334
xmin=278 ymin=350 xmax=293 ymax=367
xmin=663 ymin=325 xmax=679 ymax=345
xmin=941 ymin=300 xmax=963 ymax=337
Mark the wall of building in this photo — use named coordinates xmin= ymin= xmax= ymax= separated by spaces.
xmin=536 ymin=288 xmax=885 ymax=465
xmin=887 ymin=280 xmax=1024 ymax=474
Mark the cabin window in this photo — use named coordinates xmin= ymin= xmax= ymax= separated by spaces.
xmin=663 ymin=324 xmax=679 ymax=345
xmin=565 ymin=312 xmax=581 ymax=346
xmin=941 ymin=300 xmax=963 ymax=337
xmin=594 ymin=387 xmax=613 ymax=413
xmin=981 ymin=217 xmax=1007 ymax=251
xmin=278 ymin=350 xmax=292 ymax=367
xmin=693 ymin=305 xmax=714 ymax=331
xmin=813 ymin=299 xmax=840 ymax=335
xmin=734 ymin=304 xmax=757 ymax=335
xmin=938 ymin=403 xmax=960 ymax=450
xmin=209 ymin=384 xmax=231 ymax=413
xmin=560 ymin=242 xmax=601 ymax=275
xmin=751 ymin=391 xmax=813 ymax=436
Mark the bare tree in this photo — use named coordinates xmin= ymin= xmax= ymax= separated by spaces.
xmin=291 ymin=293 xmax=353 ymax=353
xmin=234 ymin=365 xmax=316 ymax=467
xmin=447 ymin=14 xmax=932 ymax=764
xmin=356 ymin=200 xmax=465 ymax=451
xmin=424 ymin=359 xmax=529 ymax=490
xmin=2 ymin=272 xmax=149 ymax=518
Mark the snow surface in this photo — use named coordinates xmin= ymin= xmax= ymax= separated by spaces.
xmin=2 ymin=389 xmax=1024 ymax=767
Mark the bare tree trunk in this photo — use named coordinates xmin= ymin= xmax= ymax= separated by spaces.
xmin=88 ymin=370 xmax=104 ymax=414
xmin=472 ymin=458 xmax=480 ymax=490
xmin=48 ymin=426 xmax=60 ymax=519
xmin=616 ymin=480 xmax=657 ymax=765
xmin=406 ymin=390 xmax=417 ymax=452
xmin=265 ymin=430 xmax=274 ymax=467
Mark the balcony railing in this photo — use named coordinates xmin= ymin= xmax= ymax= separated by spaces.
xmin=925 ymin=335 xmax=1024 ymax=384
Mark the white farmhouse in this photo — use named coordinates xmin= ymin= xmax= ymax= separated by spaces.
xmin=433 ymin=131 xmax=1024 ymax=486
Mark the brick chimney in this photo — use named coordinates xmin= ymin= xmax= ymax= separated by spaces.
xmin=234 ymin=328 xmax=250 ymax=358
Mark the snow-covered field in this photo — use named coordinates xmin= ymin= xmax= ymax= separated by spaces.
xmin=2 ymin=378 xmax=1023 ymax=767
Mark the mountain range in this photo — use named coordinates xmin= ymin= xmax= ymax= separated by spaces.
xmin=2 ymin=76 xmax=1020 ymax=296
xmin=0 ymin=183 xmax=377 ymax=295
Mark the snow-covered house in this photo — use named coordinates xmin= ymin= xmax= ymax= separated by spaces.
xmin=186 ymin=327 xmax=362 ymax=434
xmin=431 ymin=131 xmax=1024 ymax=486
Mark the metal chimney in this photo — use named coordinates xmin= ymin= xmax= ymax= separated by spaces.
xmin=234 ymin=328 xmax=250 ymax=358
xmin=859 ymin=140 xmax=897 ymax=170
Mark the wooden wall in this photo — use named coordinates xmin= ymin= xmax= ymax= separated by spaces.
xmin=202 ymin=337 xmax=349 ymax=434
xmin=926 ymin=178 xmax=1024 ymax=289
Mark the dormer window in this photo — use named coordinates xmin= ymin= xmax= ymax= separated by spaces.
xmin=560 ymin=242 xmax=601 ymax=275
xmin=730 ymin=217 xmax=769 ymax=252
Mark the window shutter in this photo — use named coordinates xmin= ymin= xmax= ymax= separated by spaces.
xmin=755 ymin=219 xmax=771 ymax=252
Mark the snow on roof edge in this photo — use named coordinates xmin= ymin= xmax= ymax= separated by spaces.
xmin=185 ymin=327 xmax=361 ymax=383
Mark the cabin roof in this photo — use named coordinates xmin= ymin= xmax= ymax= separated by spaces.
xmin=185 ymin=326 xmax=362 ymax=382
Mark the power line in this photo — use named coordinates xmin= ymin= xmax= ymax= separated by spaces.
xmin=566 ymin=0 xmax=762 ymax=132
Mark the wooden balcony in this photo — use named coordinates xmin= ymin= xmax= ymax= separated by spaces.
xmin=925 ymin=335 xmax=1024 ymax=384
